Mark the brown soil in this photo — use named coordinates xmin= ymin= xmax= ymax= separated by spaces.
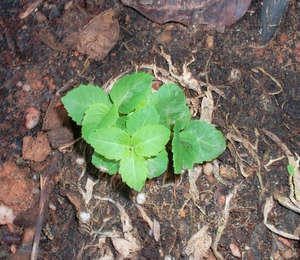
xmin=0 ymin=0 xmax=299 ymax=259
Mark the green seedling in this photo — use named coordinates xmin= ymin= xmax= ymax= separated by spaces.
xmin=62 ymin=72 xmax=226 ymax=191
xmin=287 ymin=164 xmax=295 ymax=176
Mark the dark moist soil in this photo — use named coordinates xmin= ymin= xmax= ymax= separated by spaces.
xmin=1 ymin=0 xmax=300 ymax=259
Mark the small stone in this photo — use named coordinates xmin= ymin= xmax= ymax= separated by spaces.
xmin=16 ymin=81 xmax=23 ymax=87
xmin=219 ymin=165 xmax=238 ymax=179
xmin=228 ymin=68 xmax=242 ymax=82
xmin=279 ymin=33 xmax=287 ymax=44
xmin=22 ymin=83 xmax=31 ymax=92
xmin=22 ymin=227 xmax=35 ymax=244
xmin=136 ymin=193 xmax=146 ymax=205
xmin=282 ymin=248 xmax=295 ymax=259
xmin=79 ymin=211 xmax=91 ymax=223
xmin=0 ymin=204 xmax=15 ymax=225
xmin=203 ymin=163 xmax=213 ymax=176
xmin=47 ymin=127 xmax=73 ymax=149
xmin=0 ymin=161 xmax=36 ymax=219
xmin=76 ymin=157 xmax=85 ymax=166
xmin=35 ymin=11 xmax=47 ymax=23
xmin=230 ymin=243 xmax=241 ymax=258
xmin=206 ymin=35 xmax=214 ymax=49
xmin=48 ymin=202 xmax=56 ymax=211
xmin=218 ymin=195 xmax=226 ymax=207
xmin=22 ymin=132 xmax=51 ymax=162
xmin=157 ymin=29 xmax=172 ymax=44
xmin=25 ymin=107 xmax=40 ymax=129
xmin=42 ymin=97 xmax=70 ymax=131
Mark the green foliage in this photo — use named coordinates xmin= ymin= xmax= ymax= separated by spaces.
xmin=146 ymin=150 xmax=168 ymax=179
xmin=61 ymin=84 xmax=111 ymax=125
xmin=62 ymin=72 xmax=226 ymax=191
xmin=92 ymin=152 xmax=118 ymax=175
xmin=287 ymin=164 xmax=295 ymax=176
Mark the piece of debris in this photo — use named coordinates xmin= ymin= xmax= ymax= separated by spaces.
xmin=121 ymin=0 xmax=251 ymax=32
xmin=200 ymin=89 xmax=214 ymax=123
xmin=19 ymin=0 xmax=44 ymax=19
xmin=95 ymin=197 xmax=141 ymax=258
xmin=212 ymin=160 xmax=230 ymax=186
xmin=227 ymin=126 xmax=263 ymax=190
xmin=229 ymin=243 xmax=241 ymax=258
xmin=212 ymin=184 xmax=240 ymax=260
xmin=188 ymin=165 xmax=202 ymax=201
xmin=184 ymin=225 xmax=212 ymax=259
xmin=136 ymin=204 xmax=160 ymax=242
xmin=263 ymin=129 xmax=300 ymax=210
xmin=22 ymin=132 xmax=51 ymax=162
xmin=24 ymin=69 xmax=44 ymax=90
xmin=31 ymin=166 xmax=63 ymax=260
xmin=263 ymin=196 xmax=299 ymax=240
xmin=64 ymin=9 xmax=120 ymax=60
xmin=0 ymin=204 xmax=15 ymax=226
xmin=47 ymin=127 xmax=74 ymax=149
xmin=206 ymin=35 xmax=214 ymax=49
xmin=0 ymin=161 xmax=37 ymax=227
xmin=156 ymin=28 xmax=173 ymax=44
xmin=203 ymin=162 xmax=213 ymax=176
xmin=42 ymin=97 xmax=70 ymax=130
xmin=25 ymin=107 xmax=40 ymax=130
xmin=38 ymin=28 xmax=67 ymax=52
xmin=219 ymin=164 xmax=238 ymax=179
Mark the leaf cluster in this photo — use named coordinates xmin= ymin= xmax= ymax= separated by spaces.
xmin=62 ymin=72 xmax=226 ymax=191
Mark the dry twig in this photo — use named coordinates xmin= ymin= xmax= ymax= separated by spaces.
xmin=212 ymin=184 xmax=240 ymax=259
xmin=263 ymin=197 xmax=299 ymax=240
xmin=251 ymin=67 xmax=283 ymax=95
xmin=263 ymin=129 xmax=300 ymax=209
xmin=227 ymin=126 xmax=263 ymax=191
xmin=19 ymin=0 xmax=44 ymax=19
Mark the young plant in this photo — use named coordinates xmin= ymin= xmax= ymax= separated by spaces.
xmin=62 ymin=72 xmax=226 ymax=191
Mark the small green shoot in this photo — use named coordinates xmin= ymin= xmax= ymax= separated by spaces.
xmin=62 ymin=72 xmax=226 ymax=191
xmin=287 ymin=164 xmax=295 ymax=176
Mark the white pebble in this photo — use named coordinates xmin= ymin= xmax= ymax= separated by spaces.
xmin=0 ymin=204 xmax=16 ymax=225
xmin=203 ymin=163 xmax=213 ymax=176
xmin=76 ymin=157 xmax=85 ymax=166
xmin=164 ymin=255 xmax=174 ymax=260
xmin=16 ymin=81 xmax=23 ymax=87
xmin=79 ymin=211 xmax=91 ymax=223
xmin=25 ymin=107 xmax=40 ymax=129
xmin=136 ymin=193 xmax=146 ymax=205
xmin=22 ymin=83 xmax=31 ymax=92
xmin=48 ymin=202 xmax=56 ymax=211
xmin=230 ymin=243 xmax=241 ymax=258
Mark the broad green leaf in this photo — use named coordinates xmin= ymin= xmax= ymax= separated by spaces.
xmin=110 ymin=72 xmax=153 ymax=114
xmin=147 ymin=149 xmax=168 ymax=179
xmin=116 ymin=116 xmax=127 ymax=130
xmin=126 ymin=106 xmax=160 ymax=134
xmin=62 ymin=84 xmax=111 ymax=125
xmin=119 ymin=151 xmax=148 ymax=191
xmin=173 ymin=105 xmax=191 ymax=132
xmin=183 ymin=120 xmax=226 ymax=163
xmin=133 ymin=125 xmax=170 ymax=157
xmin=172 ymin=131 xmax=200 ymax=173
xmin=152 ymin=83 xmax=188 ymax=127
xmin=87 ymin=127 xmax=131 ymax=160
xmin=82 ymin=104 xmax=118 ymax=140
xmin=92 ymin=152 xmax=118 ymax=175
